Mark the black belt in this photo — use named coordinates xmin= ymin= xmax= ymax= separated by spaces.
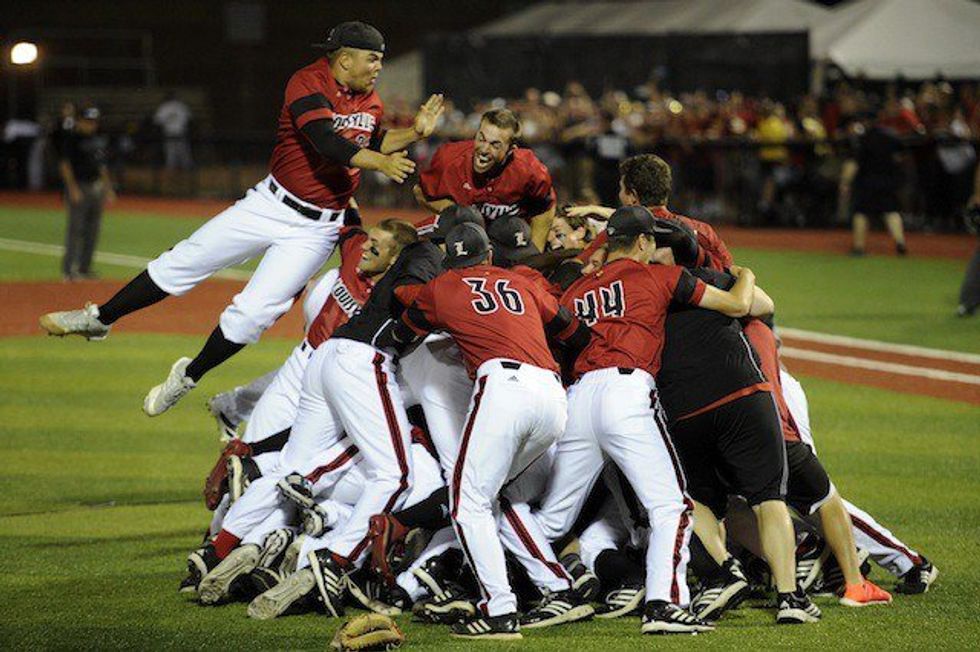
xmin=500 ymin=360 xmax=561 ymax=382
xmin=268 ymin=180 xmax=338 ymax=222
xmin=618 ymin=367 xmax=636 ymax=375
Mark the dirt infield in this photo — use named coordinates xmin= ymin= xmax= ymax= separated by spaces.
xmin=4 ymin=278 xmax=977 ymax=406
xmin=2 ymin=191 xmax=975 ymax=259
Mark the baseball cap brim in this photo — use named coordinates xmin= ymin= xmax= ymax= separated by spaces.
xmin=442 ymin=250 xmax=490 ymax=269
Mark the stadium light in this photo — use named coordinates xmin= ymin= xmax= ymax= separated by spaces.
xmin=10 ymin=42 xmax=39 ymax=65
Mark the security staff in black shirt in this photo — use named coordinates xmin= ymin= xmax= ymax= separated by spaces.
xmin=56 ymin=105 xmax=116 ymax=280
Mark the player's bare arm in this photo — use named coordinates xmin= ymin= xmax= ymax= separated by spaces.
xmin=529 ymin=205 xmax=555 ymax=252
xmin=749 ymin=286 xmax=775 ymax=317
xmin=565 ymin=204 xmax=615 ymax=221
xmin=379 ymin=94 xmax=445 ymax=154
xmin=412 ymin=184 xmax=453 ymax=213
xmin=697 ymin=266 xmax=756 ymax=317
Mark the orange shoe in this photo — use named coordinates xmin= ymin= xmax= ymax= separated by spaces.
xmin=840 ymin=579 xmax=893 ymax=607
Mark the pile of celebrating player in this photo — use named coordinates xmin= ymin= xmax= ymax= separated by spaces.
xmin=39 ymin=21 xmax=938 ymax=640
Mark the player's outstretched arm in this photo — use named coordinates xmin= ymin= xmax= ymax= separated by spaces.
xmin=350 ymin=149 xmax=416 ymax=184
xmin=565 ymin=204 xmax=615 ymax=220
xmin=379 ymin=94 xmax=445 ymax=154
xmin=749 ymin=285 xmax=775 ymax=318
xmin=697 ymin=266 xmax=756 ymax=317
xmin=412 ymin=184 xmax=453 ymax=213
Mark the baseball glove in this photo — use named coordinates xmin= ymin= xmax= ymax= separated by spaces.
xmin=330 ymin=613 xmax=405 ymax=651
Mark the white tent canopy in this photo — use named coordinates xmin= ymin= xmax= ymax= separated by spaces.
xmin=811 ymin=0 xmax=980 ymax=79
xmin=475 ymin=0 xmax=829 ymax=36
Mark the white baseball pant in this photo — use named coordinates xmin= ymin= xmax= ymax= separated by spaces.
xmin=780 ymin=369 xmax=924 ymax=576
xmin=146 ymin=175 xmax=342 ymax=344
xmin=534 ymin=368 xmax=693 ymax=606
xmin=450 ymin=359 xmax=568 ymax=617
xmin=577 ymin=498 xmax=631 ymax=572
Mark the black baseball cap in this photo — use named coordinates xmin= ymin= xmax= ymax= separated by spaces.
xmin=488 ymin=216 xmax=538 ymax=266
xmin=313 ymin=21 xmax=385 ymax=53
xmin=443 ymin=223 xmax=491 ymax=269
xmin=432 ymin=205 xmax=485 ymax=243
xmin=651 ymin=217 xmax=698 ymax=266
xmin=605 ymin=206 xmax=657 ymax=239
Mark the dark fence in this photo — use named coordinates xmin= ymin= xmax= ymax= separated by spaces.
xmin=424 ymin=33 xmax=810 ymax=104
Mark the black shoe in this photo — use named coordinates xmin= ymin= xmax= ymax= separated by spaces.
xmin=896 ymin=242 xmax=908 ymax=256
xmin=412 ymin=548 xmax=465 ymax=597
xmin=250 ymin=566 xmax=285 ymax=595
xmin=850 ymin=247 xmax=866 ymax=257
xmin=413 ymin=583 xmax=477 ymax=624
xmin=345 ymin=570 xmax=412 ymax=616
xmin=560 ymin=552 xmax=601 ymax=601
xmin=594 ymin=581 xmax=645 ymax=619
xmin=691 ymin=557 xmax=750 ymax=621
xmin=956 ymin=304 xmax=976 ymax=318
xmin=520 ymin=588 xmax=595 ymax=629
xmin=180 ymin=544 xmax=220 ymax=594
xmin=641 ymin=600 xmax=714 ymax=634
xmin=776 ymin=590 xmax=821 ymax=624
xmin=450 ymin=612 xmax=522 ymax=640
xmin=795 ymin=536 xmax=830 ymax=592
xmin=308 ymin=549 xmax=349 ymax=617
xmin=895 ymin=557 xmax=939 ymax=595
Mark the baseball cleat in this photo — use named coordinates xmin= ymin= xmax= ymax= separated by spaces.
xmin=840 ymin=579 xmax=893 ymax=607
xmin=300 ymin=504 xmax=332 ymax=537
xmin=594 ymin=582 xmax=645 ymax=619
xmin=277 ymin=472 xmax=316 ymax=509
xmin=39 ymin=302 xmax=110 ymax=340
xmin=227 ymin=454 xmax=261 ymax=504
xmin=775 ymin=590 xmax=822 ymax=624
xmin=641 ymin=600 xmax=714 ymax=634
xmin=690 ymin=557 xmax=750 ymax=621
xmin=412 ymin=585 xmax=477 ymax=624
xmin=411 ymin=548 xmax=466 ymax=598
xmin=206 ymin=392 xmax=241 ymax=441
xmin=520 ymin=588 xmax=595 ymax=629
xmin=247 ymin=567 xmax=317 ymax=620
xmin=143 ymin=357 xmax=196 ymax=416
xmin=197 ymin=544 xmax=261 ymax=605
xmin=345 ymin=572 xmax=412 ymax=616
xmin=450 ymin=612 xmax=522 ymax=641
xmin=202 ymin=438 xmax=252 ymax=510
xmin=180 ymin=545 xmax=218 ymax=594
xmin=813 ymin=547 xmax=871 ymax=596
xmin=561 ymin=552 xmax=601 ymax=602
xmin=256 ymin=528 xmax=295 ymax=572
xmin=895 ymin=557 xmax=939 ymax=595
xmin=308 ymin=549 xmax=348 ymax=618
xmin=368 ymin=513 xmax=411 ymax=586
xmin=795 ymin=536 xmax=830 ymax=592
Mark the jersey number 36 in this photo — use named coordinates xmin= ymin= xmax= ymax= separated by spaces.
xmin=463 ymin=278 xmax=526 ymax=315
xmin=573 ymin=280 xmax=625 ymax=326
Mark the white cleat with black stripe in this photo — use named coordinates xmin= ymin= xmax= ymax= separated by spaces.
xmin=247 ymin=567 xmax=317 ymax=620
xmin=197 ymin=544 xmax=261 ymax=605
xmin=450 ymin=612 xmax=523 ymax=640
xmin=595 ymin=583 xmax=645 ymax=619
xmin=691 ymin=557 xmax=750 ymax=621
xmin=641 ymin=600 xmax=715 ymax=635
xmin=308 ymin=549 xmax=348 ymax=618
xmin=775 ymin=590 xmax=822 ymax=624
xmin=520 ymin=589 xmax=595 ymax=629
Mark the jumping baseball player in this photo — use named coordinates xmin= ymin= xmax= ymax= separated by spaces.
xmin=414 ymin=108 xmax=556 ymax=250
xmin=533 ymin=206 xmax=763 ymax=634
xmin=39 ymin=21 xmax=445 ymax=417
xmin=379 ymin=223 xmax=593 ymax=640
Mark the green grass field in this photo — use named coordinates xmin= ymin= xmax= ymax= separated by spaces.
xmin=1 ymin=204 xmax=978 ymax=649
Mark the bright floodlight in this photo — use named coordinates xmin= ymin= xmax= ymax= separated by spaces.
xmin=11 ymin=42 xmax=39 ymax=65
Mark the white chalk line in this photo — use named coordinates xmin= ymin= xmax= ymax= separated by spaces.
xmin=780 ymin=346 xmax=980 ymax=386
xmin=779 ymin=326 xmax=980 ymax=365
xmin=0 ymin=237 xmax=251 ymax=281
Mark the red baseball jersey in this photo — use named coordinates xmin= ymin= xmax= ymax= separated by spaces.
xmin=418 ymin=140 xmax=555 ymax=222
xmin=403 ymin=265 xmax=563 ymax=376
xmin=742 ymin=319 xmax=801 ymax=442
xmin=576 ymin=206 xmax=733 ymax=272
xmin=306 ymin=228 xmax=374 ymax=348
xmin=562 ymin=258 xmax=706 ymax=380
xmin=269 ymin=58 xmax=384 ymax=209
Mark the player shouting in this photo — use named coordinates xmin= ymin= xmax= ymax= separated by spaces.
xmin=40 ymin=21 xmax=444 ymax=417
xmin=414 ymin=108 xmax=556 ymax=250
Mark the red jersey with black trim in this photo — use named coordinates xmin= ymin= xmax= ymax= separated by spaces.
xmin=418 ymin=140 xmax=555 ymax=223
xmin=306 ymin=228 xmax=374 ymax=348
xmin=403 ymin=265 xmax=563 ymax=376
xmin=576 ymin=206 xmax=733 ymax=272
xmin=742 ymin=319 xmax=801 ymax=442
xmin=562 ymin=258 xmax=706 ymax=380
xmin=269 ymin=58 xmax=384 ymax=209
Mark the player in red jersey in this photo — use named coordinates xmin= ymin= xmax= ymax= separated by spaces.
xmin=534 ymin=206 xmax=758 ymax=635
xmin=379 ymin=223 xmax=592 ymax=640
xmin=414 ymin=108 xmax=556 ymax=250
xmin=40 ymin=21 xmax=445 ymax=418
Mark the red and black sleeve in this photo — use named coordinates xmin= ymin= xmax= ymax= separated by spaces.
xmin=286 ymin=79 xmax=360 ymax=164
xmin=671 ymin=267 xmax=707 ymax=305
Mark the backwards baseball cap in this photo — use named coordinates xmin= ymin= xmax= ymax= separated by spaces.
xmin=443 ymin=223 xmax=491 ymax=269
xmin=313 ymin=21 xmax=385 ymax=53
xmin=488 ymin=216 xmax=538 ymax=266
xmin=605 ymin=206 xmax=657 ymax=239
xmin=651 ymin=217 xmax=699 ymax=266
xmin=432 ymin=205 xmax=485 ymax=244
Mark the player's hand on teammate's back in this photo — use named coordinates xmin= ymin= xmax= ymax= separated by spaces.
xmin=413 ymin=94 xmax=445 ymax=138
xmin=380 ymin=151 xmax=416 ymax=184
